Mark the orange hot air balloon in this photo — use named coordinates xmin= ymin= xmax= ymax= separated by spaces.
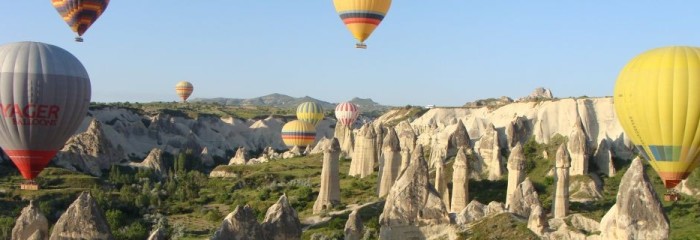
xmin=51 ymin=0 xmax=110 ymax=42
xmin=175 ymin=81 xmax=194 ymax=102
xmin=0 ymin=42 xmax=91 ymax=188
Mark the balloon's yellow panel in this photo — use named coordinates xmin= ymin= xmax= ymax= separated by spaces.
xmin=614 ymin=46 xmax=700 ymax=188
xmin=333 ymin=0 xmax=391 ymax=43
xmin=296 ymin=102 xmax=324 ymax=126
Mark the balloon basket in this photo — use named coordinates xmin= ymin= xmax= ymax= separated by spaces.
xmin=664 ymin=192 xmax=680 ymax=202
xmin=75 ymin=37 xmax=84 ymax=42
xmin=20 ymin=181 xmax=39 ymax=191
xmin=355 ymin=43 xmax=367 ymax=49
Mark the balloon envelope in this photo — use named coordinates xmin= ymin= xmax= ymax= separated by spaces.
xmin=335 ymin=102 xmax=359 ymax=126
xmin=296 ymin=102 xmax=324 ymax=126
xmin=614 ymin=46 xmax=700 ymax=189
xmin=0 ymin=42 xmax=91 ymax=180
xmin=281 ymin=120 xmax=316 ymax=148
xmin=175 ymin=81 xmax=194 ymax=102
xmin=333 ymin=0 xmax=391 ymax=44
xmin=51 ymin=0 xmax=110 ymax=38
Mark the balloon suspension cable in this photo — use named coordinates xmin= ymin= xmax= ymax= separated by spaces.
xmin=75 ymin=37 xmax=84 ymax=42
xmin=355 ymin=43 xmax=367 ymax=49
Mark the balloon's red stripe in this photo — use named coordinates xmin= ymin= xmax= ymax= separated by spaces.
xmin=4 ymin=149 xmax=58 ymax=180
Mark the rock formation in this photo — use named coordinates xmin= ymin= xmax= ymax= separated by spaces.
xmin=378 ymin=128 xmax=402 ymax=198
xmin=340 ymin=126 xmax=355 ymax=159
xmin=132 ymin=148 xmax=168 ymax=177
xmin=599 ymin=157 xmax=669 ymax=240
xmin=261 ymin=194 xmax=302 ymax=240
xmin=308 ymin=137 xmax=331 ymax=155
xmin=12 ymin=201 xmax=48 ymax=240
xmin=594 ymin=139 xmax=615 ymax=177
xmin=450 ymin=147 xmax=469 ymax=213
xmin=313 ymin=138 xmax=341 ymax=214
xmin=282 ymin=146 xmax=302 ymax=159
xmin=506 ymin=116 xmax=530 ymax=148
xmin=398 ymin=149 xmax=411 ymax=178
xmin=568 ymin=118 xmax=589 ymax=176
xmin=379 ymin=144 xmax=450 ymax=228
xmin=211 ymin=205 xmax=264 ymax=240
xmin=374 ymin=123 xmax=385 ymax=163
xmin=522 ymin=87 xmax=554 ymax=101
xmin=569 ymin=214 xmax=600 ymax=235
xmin=553 ymin=144 xmax=570 ymax=218
xmin=334 ymin=124 xmax=351 ymax=157
xmin=447 ymin=120 xmax=471 ymax=157
xmin=200 ymin=147 xmax=215 ymax=167
xmin=344 ymin=209 xmax=363 ymax=240
xmin=349 ymin=124 xmax=377 ymax=178
xmin=485 ymin=201 xmax=506 ymax=216
xmin=229 ymin=147 xmax=248 ymax=165
xmin=505 ymin=143 xmax=526 ymax=209
xmin=55 ymin=119 xmax=125 ymax=176
xmin=476 ymin=123 xmax=504 ymax=180
xmin=527 ymin=204 xmax=548 ymax=236
xmin=569 ymin=175 xmax=603 ymax=203
xmin=455 ymin=200 xmax=485 ymax=224
xmin=50 ymin=192 xmax=113 ymax=240
xmin=396 ymin=121 xmax=416 ymax=153
xmin=508 ymin=178 xmax=541 ymax=218
xmin=434 ymin=157 xmax=450 ymax=210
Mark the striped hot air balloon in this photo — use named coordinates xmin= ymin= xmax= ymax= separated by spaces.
xmin=614 ymin=46 xmax=700 ymax=193
xmin=333 ymin=0 xmax=392 ymax=49
xmin=175 ymin=81 xmax=194 ymax=102
xmin=297 ymin=102 xmax=324 ymax=126
xmin=51 ymin=0 xmax=110 ymax=42
xmin=0 ymin=42 xmax=91 ymax=187
xmin=281 ymin=120 xmax=316 ymax=148
xmin=335 ymin=102 xmax=359 ymax=126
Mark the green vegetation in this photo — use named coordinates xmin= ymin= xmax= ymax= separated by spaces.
xmin=91 ymin=101 xmax=297 ymax=120
xmin=1 ymin=130 xmax=700 ymax=239
xmin=467 ymin=213 xmax=538 ymax=240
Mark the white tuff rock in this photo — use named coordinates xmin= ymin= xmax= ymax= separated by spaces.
xmin=505 ymin=143 xmax=526 ymax=209
xmin=211 ymin=205 xmax=264 ymax=240
xmin=553 ymin=144 xmax=571 ymax=218
xmin=348 ymin=124 xmax=377 ymax=178
xmin=599 ymin=157 xmax=669 ymax=240
xmin=313 ymin=138 xmax=341 ymax=214
xmin=450 ymin=147 xmax=469 ymax=213
xmin=261 ymin=194 xmax=302 ymax=240
xmin=50 ymin=192 xmax=113 ymax=240
xmin=12 ymin=201 xmax=49 ymax=240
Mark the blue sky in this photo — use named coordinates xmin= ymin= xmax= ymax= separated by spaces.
xmin=2 ymin=1 xmax=700 ymax=106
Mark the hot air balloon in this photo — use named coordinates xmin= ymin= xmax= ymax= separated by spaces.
xmin=297 ymin=102 xmax=324 ymax=126
xmin=51 ymin=0 xmax=110 ymax=42
xmin=281 ymin=120 xmax=316 ymax=148
xmin=0 ymin=42 xmax=91 ymax=190
xmin=175 ymin=81 xmax=194 ymax=102
xmin=335 ymin=102 xmax=359 ymax=127
xmin=614 ymin=46 xmax=700 ymax=201
xmin=333 ymin=0 xmax=392 ymax=49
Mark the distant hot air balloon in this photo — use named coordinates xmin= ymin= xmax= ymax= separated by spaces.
xmin=335 ymin=102 xmax=359 ymax=126
xmin=281 ymin=120 xmax=316 ymax=148
xmin=333 ymin=0 xmax=392 ymax=49
xmin=51 ymin=0 xmax=110 ymax=42
xmin=0 ymin=42 xmax=91 ymax=189
xmin=614 ymin=46 xmax=700 ymax=200
xmin=175 ymin=81 xmax=194 ymax=102
xmin=297 ymin=102 xmax=324 ymax=126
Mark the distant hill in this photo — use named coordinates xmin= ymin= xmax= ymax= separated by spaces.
xmin=190 ymin=94 xmax=391 ymax=114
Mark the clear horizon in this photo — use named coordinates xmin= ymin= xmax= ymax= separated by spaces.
xmin=2 ymin=2 xmax=700 ymax=106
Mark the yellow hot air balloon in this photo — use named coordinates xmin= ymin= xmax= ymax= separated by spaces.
xmin=175 ymin=81 xmax=193 ymax=102
xmin=297 ymin=102 xmax=324 ymax=126
xmin=281 ymin=120 xmax=316 ymax=148
xmin=614 ymin=46 xmax=700 ymax=195
xmin=333 ymin=0 xmax=392 ymax=49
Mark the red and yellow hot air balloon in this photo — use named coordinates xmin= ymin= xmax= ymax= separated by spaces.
xmin=175 ymin=81 xmax=194 ymax=102
xmin=614 ymin=46 xmax=700 ymax=200
xmin=297 ymin=102 xmax=324 ymax=126
xmin=333 ymin=0 xmax=392 ymax=49
xmin=0 ymin=42 xmax=91 ymax=189
xmin=281 ymin=120 xmax=316 ymax=148
xmin=335 ymin=102 xmax=359 ymax=126
xmin=51 ymin=0 xmax=110 ymax=42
